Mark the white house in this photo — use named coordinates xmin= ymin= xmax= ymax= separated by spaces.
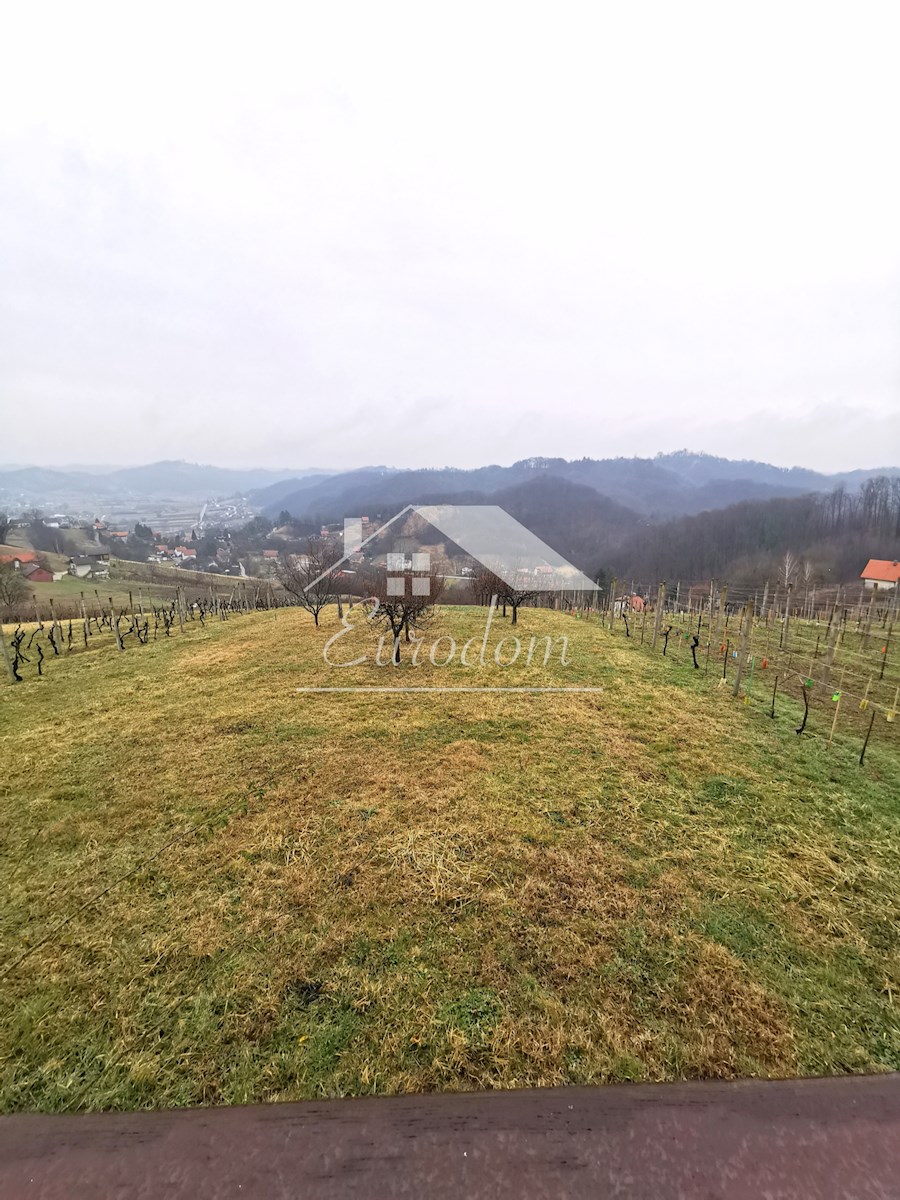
xmin=860 ymin=559 xmax=900 ymax=591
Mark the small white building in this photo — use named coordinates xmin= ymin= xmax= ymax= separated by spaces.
xmin=860 ymin=559 xmax=900 ymax=591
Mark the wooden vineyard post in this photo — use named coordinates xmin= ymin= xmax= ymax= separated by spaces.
xmin=80 ymin=592 xmax=89 ymax=646
xmin=881 ymin=623 xmax=893 ymax=680
xmin=651 ymin=582 xmax=666 ymax=649
xmin=781 ymin=583 xmax=793 ymax=650
xmin=731 ymin=600 xmax=754 ymax=697
xmin=715 ymin=585 xmax=727 ymax=645
xmin=109 ymin=598 xmax=123 ymax=651
xmin=863 ymin=588 xmax=878 ymax=649
xmin=859 ymin=708 xmax=877 ymax=766
xmin=0 ymin=623 xmax=16 ymax=683
xmin=823 ymin=598 xmax=842 ymax=685
xmin=828 ymin=669 xmax=845 ymax=749
xmin=608 ymin=577 xmax=617 ymax=631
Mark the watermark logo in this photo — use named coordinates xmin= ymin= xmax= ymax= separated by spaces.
xmin=295 ymin=504 xmax=604 ymax=694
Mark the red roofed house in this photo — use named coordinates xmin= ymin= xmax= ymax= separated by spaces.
xmin=262 ymin=549 xmax=279 ymax=560
xmin=21 ymin=562 xmax=53 ymax=583
xmin=0 ymin=553 xmax=39 ymax=569
xmin=173 ymin=546 xmax=197 ymax=559
xmin=861 ymin=559 xmax=900 ymax=591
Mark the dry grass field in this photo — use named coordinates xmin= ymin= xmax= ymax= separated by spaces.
xmin=1 ymin=603 xmax=899 ymax=1111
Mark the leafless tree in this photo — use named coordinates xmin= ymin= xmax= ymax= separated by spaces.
xmin=495 ymin=569 xmax=545 ymax=625
xmin=359 ymin=564 xmax=446 ymax=663
xmin=0 ymin=562 xmax=27 ymax=609
xmin=468 ymin=565 xmax=544 ymax=624
xmin=273 ymin=538 xmax=342 ymax=626
xmin=779 ymin=550 xmax=797 ymax=590
xmin=469 ymin=565 xmax=499 ymax=606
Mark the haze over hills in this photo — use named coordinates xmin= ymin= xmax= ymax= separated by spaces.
xmin=2 ymin=450 xmax=898 ymax=587
xmin=253 ymin=452 xmax=900 ymax=586
xmin=0 ymin=462 xmax=331 ymax=505
xmin=257 ymin=452 xmax=900 ymax=523
xmin=2 ymin=451 xmax=898 ymax=518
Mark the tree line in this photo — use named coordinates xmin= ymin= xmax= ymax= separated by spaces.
xmin=613 ymin=477 xmax=900 ymax=585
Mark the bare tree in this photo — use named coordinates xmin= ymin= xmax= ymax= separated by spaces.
xmin=0 ymin=562 xmax=27 ymax=610
xmin=0 ymin=512 xmax=11 ymax=545
xmin=495 ymin=572 xmax=544 ymax=625
xmin=468 ymin=565 xmax=544 ymax=624
xmin=273 ymin=538 xmax=342 ymax=626
xmin=470 ymin=565 xmax=500 ymax=606
xmin=779 ymin=550 xmax=797 ymax=590
xmin=359 ymin=564 xmax=446 ymax=663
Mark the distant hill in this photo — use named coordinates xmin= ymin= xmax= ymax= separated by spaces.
xmin=264 ymin=451 xmax=898 ymax=524
xmin=0 ymin=461 xmax=333 ymax=504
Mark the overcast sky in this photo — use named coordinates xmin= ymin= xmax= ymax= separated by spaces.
xmin=2 ymin=3 xmax=898 ymax=473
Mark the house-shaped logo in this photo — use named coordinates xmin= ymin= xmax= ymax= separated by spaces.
xmin=307 ymin=504 xmax=598 ymax=596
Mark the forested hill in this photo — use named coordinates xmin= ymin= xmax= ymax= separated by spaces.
xmin=613 ymin=478 xmax=900 ymax=585
xmin=262 ymin=453 xmax=900 ymax=585
xmin=262 ymin=453 xmax=899 ymax=524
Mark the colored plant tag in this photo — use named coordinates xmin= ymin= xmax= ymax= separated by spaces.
xmin=832 ymin=691 xmax=841 ymax=702
xmin=805 ymin=678 xmax=813 ymax=689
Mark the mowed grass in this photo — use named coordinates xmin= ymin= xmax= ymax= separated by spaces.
xmin=1 ymin=603 xmax=899 ymax=1112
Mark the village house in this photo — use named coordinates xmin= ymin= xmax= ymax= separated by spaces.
xmin=860 ymin=559 xmax=900 ymax=591
xmin=67 ymin=556 xmax=95 ymax=579
xmin=20 ymin=561 xmax=53 ymax=584
xmin=0 ymin=552 xmax=39 ymax=570
xmin=84 ymin=551 xmax=110 ymax=578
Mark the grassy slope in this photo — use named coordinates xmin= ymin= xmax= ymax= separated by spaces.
xmin=1 ymin=605 xmax=898 ymax=1111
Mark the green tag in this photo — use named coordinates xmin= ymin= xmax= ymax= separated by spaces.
xmin=805 ymin=679 xmax=814 ymax=689
xmin=832 ymin=691 xmax=840 ymax=702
